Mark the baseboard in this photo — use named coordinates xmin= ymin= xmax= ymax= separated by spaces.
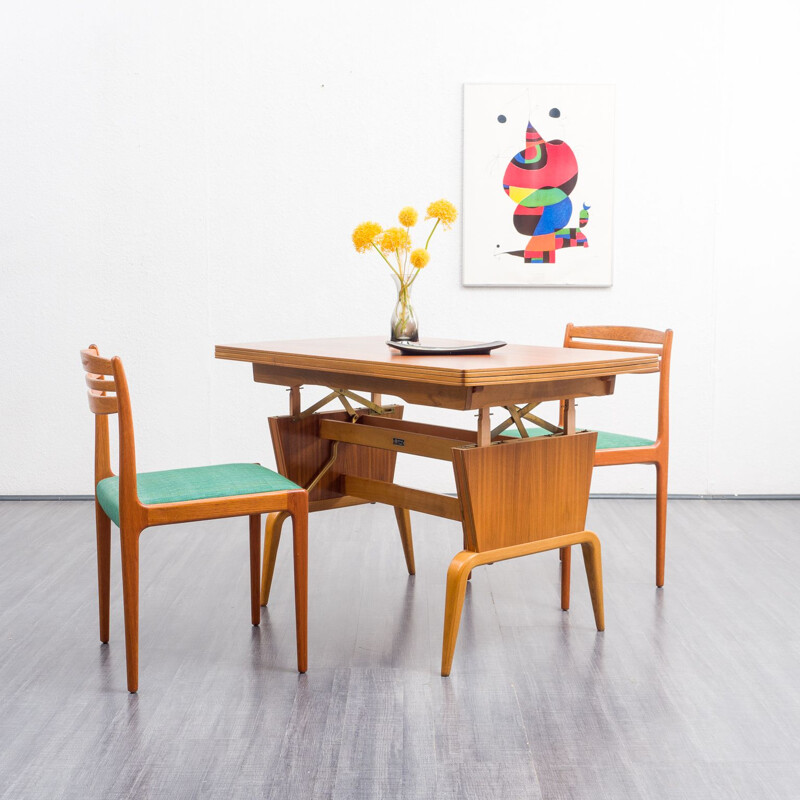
xmin=0 ymin=495 xmax=95 ymax=501
xmin=589 ymin=493 xmax=800 ymax=500
xmin=2 ymin=494 xmax=799 ymax=502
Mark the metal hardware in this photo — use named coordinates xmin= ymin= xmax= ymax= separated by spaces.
xmin=295 ymin=387 xmax=393 ymax=421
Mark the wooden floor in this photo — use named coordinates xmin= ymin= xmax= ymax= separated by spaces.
xmin=1 ymin=498 xmax=799 ymax=799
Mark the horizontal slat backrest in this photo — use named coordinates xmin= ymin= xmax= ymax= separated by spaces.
xmin=565 ymin=341 xmax=663 ymax=355
xmin=563 ymin=324 xmax=673 ymax=443
xmin=81 ymin=349 xmax=115 ymax=376
xmin=80 ymin=345 xmax=139 ymax=505
xmin=568 ymin=325 xmax=667 ymax=345
xmin=565 ymin=325 xmax=667 ymax=359
xmin=80 ymin=346 xmax=119 ymax=415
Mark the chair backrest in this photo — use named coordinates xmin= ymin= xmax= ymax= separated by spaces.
xmin=80 ymin=345 xmax=139 ymax=504
xmin=563 ymin=325 xmax=673 ymax=445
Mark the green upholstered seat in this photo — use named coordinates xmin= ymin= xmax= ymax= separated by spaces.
xmin=96 ymin=463 xmax=301 ymax=527
xmin=506 ymin=428 xmax=655 ymax=449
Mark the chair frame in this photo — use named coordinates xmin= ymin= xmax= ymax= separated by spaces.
xmin=81 ymin=345 xmax=308 ymax=692
xmin=558 ymin=324 xmax=672 ymax=599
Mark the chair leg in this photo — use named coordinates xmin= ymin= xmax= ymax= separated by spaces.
xmin=261 ymin=511 xmax=289 ymax=606
xmin=290 ymin=501 xmax=309 ymax=674
xmin=393 ymin=507 xmax=416 ymax=575
xmin=655 ymin=460 xmax=668 ymax=588
xmin=560 ymin=546 xmax=572 ymax=610
xmin=119 ymin=526 xmax=141 ymax=693
xmin=441 ymin=552 xmax=476 ymax=677
xmin=580 ymin=534 xmax=605 ymax=631
xmin=249 ymin=515 xmax=261 ymax=626
xmin=95 ymin=502 xmax=111 ymax=643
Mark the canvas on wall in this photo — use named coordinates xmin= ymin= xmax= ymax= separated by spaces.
xmin=463 ymin=84 xmax=615 ymax=287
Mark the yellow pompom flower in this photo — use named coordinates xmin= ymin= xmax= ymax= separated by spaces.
xmin=409 ymin=249 xmax=430 ymax=269
xmin=425 ymin=199 xmax=458 ymax=228
xmin=352 ymin=221 xmax=383 ymax=253
xmin=398 ymin=206 xmax=418 ymax=227
xmin=379 ymin=227 xmax=412 ymax=253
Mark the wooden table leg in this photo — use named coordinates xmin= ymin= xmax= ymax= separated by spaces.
xmin=394 ymin=507 xmax=416 ymax=575
xmin=559 ymin=397 xmax=577 ymax=608
xmin=261 ymin=511 xmax=289 ymax=606
xmin=447 ymin=432 xmax=597 ymax=675
xmin=441 ymin=531 xmax=604 ymax=676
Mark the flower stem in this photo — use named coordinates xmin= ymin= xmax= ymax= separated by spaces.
xmin=424 ymin=218 xmax=440 ymax=249
xmin=372 ymin=242 xmax=401 ymax=279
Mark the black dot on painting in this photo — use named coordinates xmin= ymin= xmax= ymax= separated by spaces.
xmin=496 ymin=244 xmax=500 ymax=248
xmin=549 ymin=108 xmax=560 ymax=118
xmin=497 ymin=115 xmax=507 ymax=123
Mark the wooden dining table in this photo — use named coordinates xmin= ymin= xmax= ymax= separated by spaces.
xmin=215 ymin=336 xmax=660 ymax=674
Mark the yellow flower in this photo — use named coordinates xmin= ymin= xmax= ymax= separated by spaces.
xmin=352 ymin=221 xmax=383 ymax=253
xmin=398 ymin=206 xmax=418 ymax=227
xmin=425 ymin=199 xmax=458 ymax=228
xmin=410 ymin=248 xmax=430 ymax=269
xmin=379 ymin=227 xmax=412 ymax=253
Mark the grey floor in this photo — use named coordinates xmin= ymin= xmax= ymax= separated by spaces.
xmin=1 ymin=498 xmax=799 ymax=799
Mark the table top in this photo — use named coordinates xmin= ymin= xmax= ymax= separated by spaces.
xmin=215 ymin=337 xmax=659 ymax=387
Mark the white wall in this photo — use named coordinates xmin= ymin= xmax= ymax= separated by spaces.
xmin=1 ymin=0 xmax=797 ymax=496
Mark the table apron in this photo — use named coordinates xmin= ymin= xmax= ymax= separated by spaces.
xmin=252 ymin=363 xmax=616 ymax=410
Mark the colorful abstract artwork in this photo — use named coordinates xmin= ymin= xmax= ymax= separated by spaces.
xmin=463 ymin=84 xmax=615 ymax=287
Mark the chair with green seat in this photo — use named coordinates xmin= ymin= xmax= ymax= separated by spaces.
xmin=510 ymin=325 xmax=673 ymax=591
xmin=80 ymin=345 xmax=309 ymax=692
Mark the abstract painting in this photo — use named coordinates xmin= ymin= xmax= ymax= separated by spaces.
xmin=463 ymin=84 xmax=615 ymax=286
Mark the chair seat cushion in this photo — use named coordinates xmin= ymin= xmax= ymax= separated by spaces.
xmin=506 ymin=428 xmax=655 ymax=449
xmin=96 ymin=463 xmax=301 ymax=527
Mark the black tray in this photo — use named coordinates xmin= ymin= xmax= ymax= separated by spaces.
xmin=386 ymin=340 xmax=507 ymax=356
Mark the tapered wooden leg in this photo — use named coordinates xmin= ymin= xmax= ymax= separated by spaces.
xmin=655 ymin=460 xmax=668 ymax=588
xmin=249 ymin=515 xmax=261 ymax=626
xmin=441 ymin=532 xmax=604 ymax=674
xmin=441 ymin=552 xmax=476 ymax=677
xmin=290 ymin=499 xmax=309 ymax=674
xmin=580 ymin=534 xmax=605 ymax=630
xmin=261 ymin=511 xmax=289 ymax=606
xmin=119 ymin=527 xmax=141 ymax=693
xmin=393 ymin=507 xmax=416 ymax=575
xmin=560 ymin=546 xmax=572 ymax=610
xmin=95 ymin=502 xmax=111 ymax=643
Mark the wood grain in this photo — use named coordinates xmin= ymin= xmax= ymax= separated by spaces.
xmin=217 ymin=337 xmax=659 ymax=390
xmin=269 ymin=407 xmax=403 ymax=502
xmin=342 ymin=476 xmax=462 ymax=521
xmin=319 ymin=418 xmax=472 ymax=461
xmin=252 ymin=364 xmax=621 ymax=410
xmin=452 ymin=433 xmax=596 ymax=552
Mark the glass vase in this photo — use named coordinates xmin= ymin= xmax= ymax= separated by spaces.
xmin=390 ymin=275 xmax=419 ymax=342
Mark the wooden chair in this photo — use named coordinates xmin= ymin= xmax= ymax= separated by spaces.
xmin=513 ymin=325 xmax=672 ymax=595
xmin=563 ymin=325 xmax=672 ymax=591
xmin=80 ymin=346 xmax=309 ymax=692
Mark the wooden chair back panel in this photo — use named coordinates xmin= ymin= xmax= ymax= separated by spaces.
xmin=87 ymin=392 xmax=119 ymax=415
xmin=80 ymin=345 xmax=138 ymax=487
xmin=81 ymin=349 xmax=115 ymax=377
xmin=85 ymin=374 xmax=116 ymax=392
xmin=453 ymin=432 xmax=597 ymax=552
xmin=81 ymin=347 xmax=120 ymax=416
xmin=564 ymin=341 xmax=663 ymax=356
xmin=567 ymin=325 xmax=667 ymax=345
xmin=562 ymin=324 xmax=673 ymax=445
